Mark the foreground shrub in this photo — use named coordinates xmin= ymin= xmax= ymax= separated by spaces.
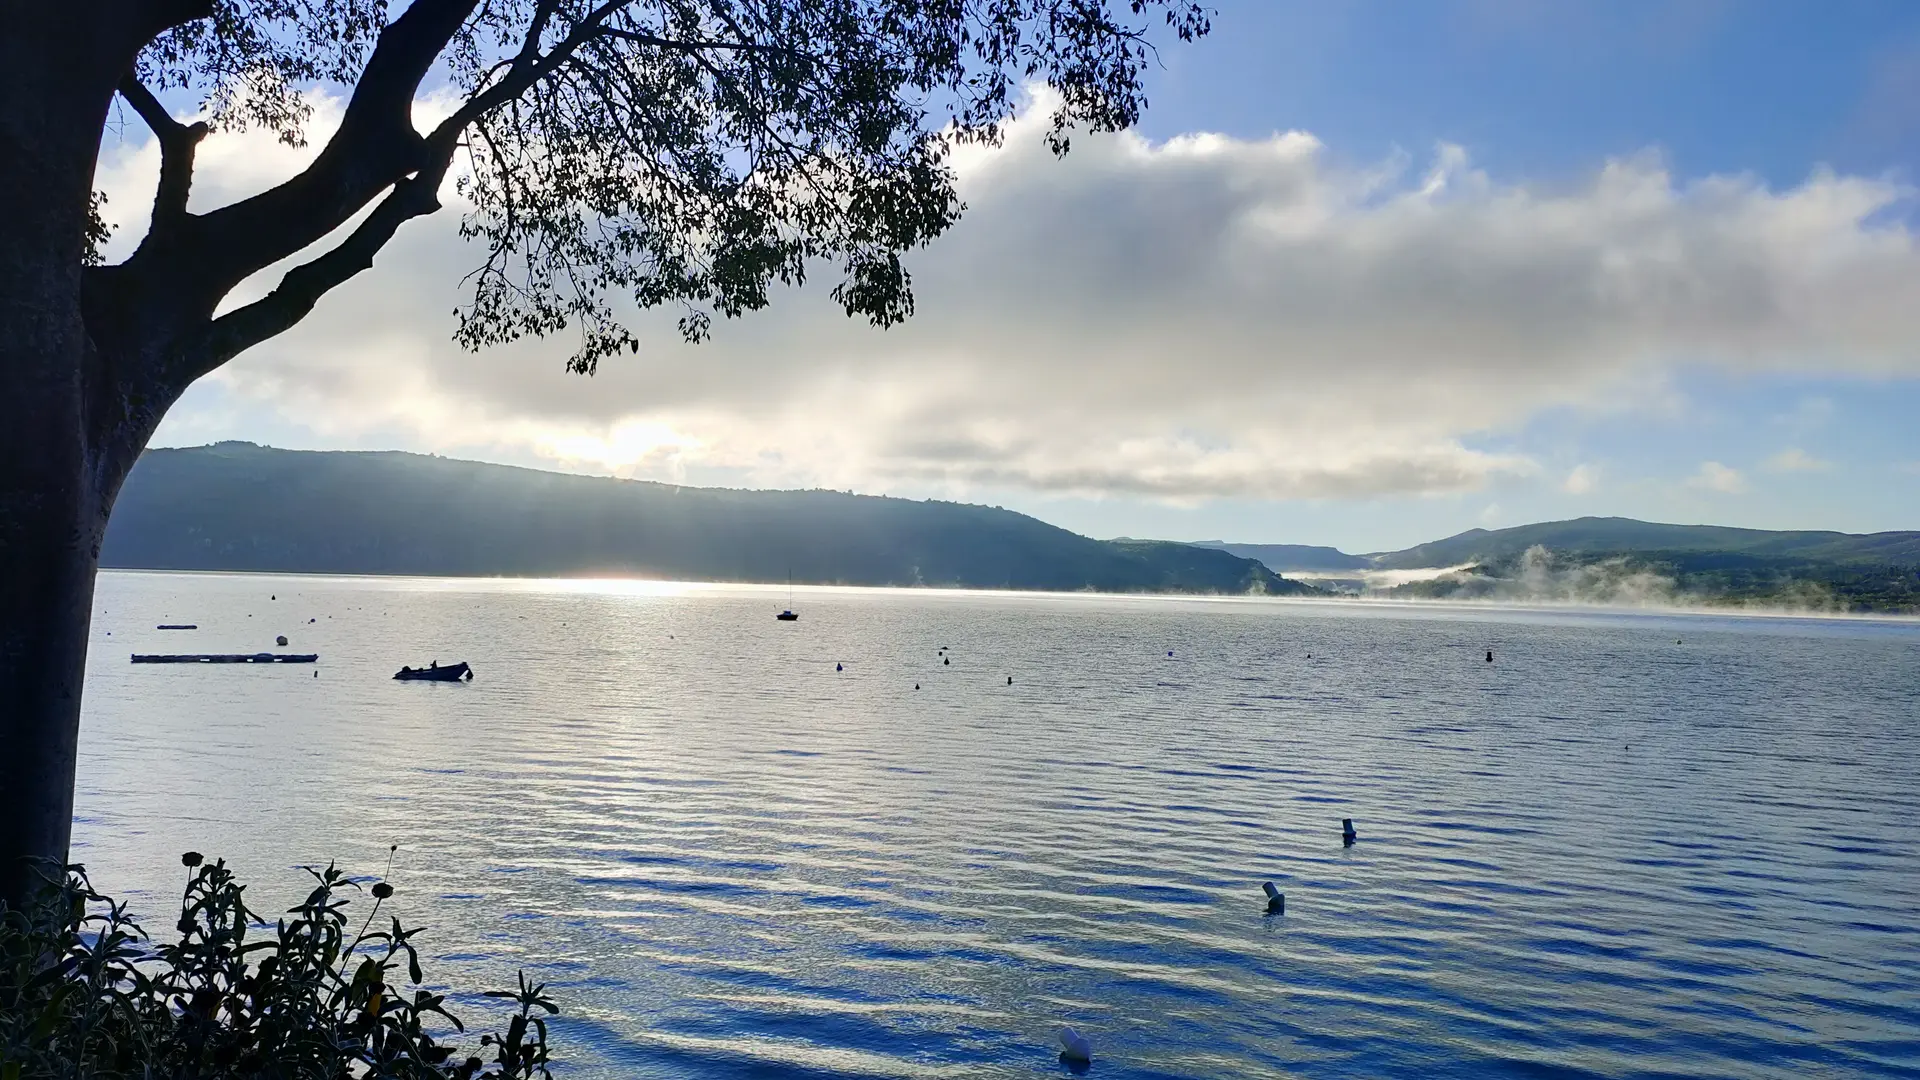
xmin=0 ymin=855 xmax=556 ymax=1079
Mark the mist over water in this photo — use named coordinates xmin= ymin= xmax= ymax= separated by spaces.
xmin=1303 ymin=546 xmax=1859 ymax=614
xmin=77 ymin=572 xmax=1920 ymax=1078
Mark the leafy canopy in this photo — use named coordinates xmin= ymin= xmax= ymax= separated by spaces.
xmin=114 ymin=1 xmax=1210 ymax=375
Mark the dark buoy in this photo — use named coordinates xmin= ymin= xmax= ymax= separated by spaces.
xmin=914 ymin=683 xmax=920 ymax=690
xmin=275 ymin=635 xmax=288 ymax=646
xmin=1485 ymin=650 xmax=1494 ymax=663
xmin=1007 ymin=675 xmax=1013 ymax=685
xmin=1167 ymin=650 xmax=1174 ymax=657
xmin=270 ymin=594 xmax=276 ymax=600
xmin=1262 ymin=881 xmax=1285 ymax=915
xmin=836 ymin=662 xmax=843 ymax=672
xmin=1059 ymin=1028 xmax=1092 ymax=1066
xmin=944 ymin=656 xmax=949 ymax=666
xmin=1342 ymin=818 xmax=1357 ymax=846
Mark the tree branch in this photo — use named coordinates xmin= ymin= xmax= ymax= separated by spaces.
xmin=118 ymin=76 xmax=208 ymax=238
xmin=181 ymin=147 xmax=458 ymax=382
xmin=592 ymin=27 xmax=802 ymax=57
xmin=176 ymin=0 xmax=482 ymax=294
xmin=122 ymin=0 xmax=642 ymax=405
xmin=133 ymin=0 xmax=216 ymax=40
xmin=429 ymin=0 xmax=629 ymax=145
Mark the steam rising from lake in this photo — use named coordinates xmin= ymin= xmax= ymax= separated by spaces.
xmin=1294 ymin=546 xmax=1848 ymax=614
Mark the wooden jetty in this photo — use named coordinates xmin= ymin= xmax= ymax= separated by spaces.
xmin=131 ymin=653 xmax=318 ymax=664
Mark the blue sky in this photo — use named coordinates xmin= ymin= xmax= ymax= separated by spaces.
xmin=134 ymin=0 xmax=1920 ymax=553
xmin=990 ymin=0 xmax=1920 ymax=547
xmin=1141 ymin=1 xmax=1920 ymax=188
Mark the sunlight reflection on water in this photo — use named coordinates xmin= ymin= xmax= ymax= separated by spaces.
xmin=76 ymin=572 xmax=1920 ymax=1078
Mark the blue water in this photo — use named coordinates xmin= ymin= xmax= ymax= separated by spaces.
xmin=76 ymin=571 xmax=1920 ymax=1078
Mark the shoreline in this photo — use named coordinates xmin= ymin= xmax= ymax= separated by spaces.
xmin=94 ymin=567 xmax=1920 ymax=625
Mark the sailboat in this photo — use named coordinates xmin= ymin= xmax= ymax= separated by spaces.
xmin=776 ymin=564 xmax=799 ymax=621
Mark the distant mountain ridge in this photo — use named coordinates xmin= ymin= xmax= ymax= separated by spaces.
xmin=1189 ymin=541 xmax=1371 ymax=572
xmin=1365 ymin=516 xmax=1920 ymax=570
xmin=1197 ymin=515 xmax=1920 ymax=612
xmin=103 ymin=443 xmax=1315 ymax=596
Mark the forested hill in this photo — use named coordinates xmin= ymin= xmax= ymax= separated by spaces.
xmin=102 ymin=443 xmax=1315 ymax=596
xmin=1366 ymin=516 xmax=1920 ymax=570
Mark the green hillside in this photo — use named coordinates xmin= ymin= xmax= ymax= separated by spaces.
xmin=102 ymin=443 xmax=1316 ymax=596
xmin=1368 ymin=516 xmax=1920 ymax=569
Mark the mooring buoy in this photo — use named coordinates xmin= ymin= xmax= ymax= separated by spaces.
xmin=1342 ymin=818 xmax=1358 ymax=845
xmin=1262 ymin=881 xmax=1285 ymax=914
xmin=1059 ymin=1027 xmax=1092 ymax=1064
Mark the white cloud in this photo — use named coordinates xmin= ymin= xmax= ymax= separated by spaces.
xmin=1562 ymin=463 xmax=1599 ymax=493
xmin=1762 ymin=447 xmax=1830 ymax=472
xmin=1688 ymin=460 xmax=1749 ymax=494
xmin=109 ymin=91 xmax=1920 ymax=502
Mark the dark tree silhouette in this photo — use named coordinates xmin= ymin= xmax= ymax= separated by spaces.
xmin=0 ymin=0 xmax=1209 ymax=904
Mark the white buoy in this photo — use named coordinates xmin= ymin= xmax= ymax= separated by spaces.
xmin=1262 ymin=881 xmax=1284 ymax=914
xmin=1059 ymin=1027 xmax=1092 ymax=1063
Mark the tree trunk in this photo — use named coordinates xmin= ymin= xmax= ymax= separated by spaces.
xmin=0 ymin=467 xmax=106 ymax=910
xmin=0 ymin=7 xmax=141 ymax=909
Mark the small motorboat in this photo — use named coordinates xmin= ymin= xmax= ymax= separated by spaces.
xmin=394 ymin=661 xmax=472 ymax=682
xmin=776 ymin=610 xmax=799 ymax=622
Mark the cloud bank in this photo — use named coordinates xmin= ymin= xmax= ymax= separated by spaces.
xmin=101 ymin=92 xmax=1920 ymax=502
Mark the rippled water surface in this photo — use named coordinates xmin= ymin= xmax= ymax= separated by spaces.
xmin=77 ymin=571 xmax=1920 ymax=1078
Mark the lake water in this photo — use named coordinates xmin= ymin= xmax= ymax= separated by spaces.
xmin=75 ymin=571 xmax=1920 ymax=1078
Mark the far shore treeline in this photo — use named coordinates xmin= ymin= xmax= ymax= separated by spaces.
xmin=103 ymin=443 xmax=1314 ymax=596
xmin=103 ymin=443 xmax=1920 ymax=612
